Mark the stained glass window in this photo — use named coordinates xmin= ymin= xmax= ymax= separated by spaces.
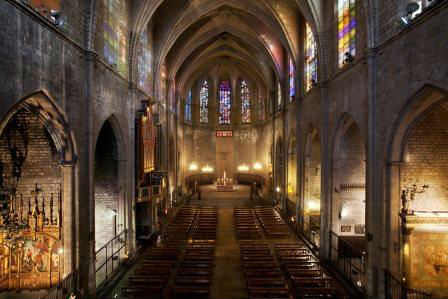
xmin=219 ymin=81 xmax=231 ymax=124
xmin=277 ymin=81 xmax=282 ymax=111
xmin=137 ymin=28 xmax=151 ymax=94
xmin=200 ymin=81 xmax=209 ymax=123
xmin=185 ymin=89 xmax=192 ymax=122
xmin=103 ymin=0 xmax=128 ymax=77
xmin=305 ymin=23 xmax=318 ymax=91
xmin=338 ymin=0 xmax=356 ymax=67
xmin=241 ymin=80 xmax=251 ymax=123
xmin=289 ymin=58 xmax=295 ymax=100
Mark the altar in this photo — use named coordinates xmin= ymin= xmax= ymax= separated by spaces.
xmin=216 ymin=171 xmax=234 ymax=192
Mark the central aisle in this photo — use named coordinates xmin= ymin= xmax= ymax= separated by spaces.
xmin=212 ymin=208 xmax=246 ymax=299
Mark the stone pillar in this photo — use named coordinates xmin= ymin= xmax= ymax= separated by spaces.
xmin=365 ymin=48 xmax=381 ymax=298
xmin=319 ymin=82 xmax=330 ymax=258
xmin=60 ymin=161 xmax=76 ymax=277
xmin=82 ymin=50 xmax=97 ymax=297
xmin=402 ymin=226 xmax=414 ymax=284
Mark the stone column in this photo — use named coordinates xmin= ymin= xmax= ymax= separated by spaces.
xmin=60 ymin=161 xmax=76 ymax=277
xmin=82 ymin=50 xmax=97 ymax=297
xmin=366 ymin=48 xmax=381 ymax=299
xmin=402 ymin=226 xmax=414 ymax=284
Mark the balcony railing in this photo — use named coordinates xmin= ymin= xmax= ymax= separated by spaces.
xmin=384 ymin=270 xmax=431 ymax=299
xmin=40 ymin=229 xmax=129 ymax=299
xmin=95 ymin=229 xmax=129 ymax=289
xmin=329 ymin=230 xmax=365 ymax=290
xmin=40 ymin=269 xmax=80 ymax=299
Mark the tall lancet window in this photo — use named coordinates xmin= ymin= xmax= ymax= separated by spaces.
xmin=305 ymin=23 xmax=318 ymax=91
xmin=219 ymin=81 xmax=231 ymax=124
xmin=241 ymin=80 xmax=251 ymax=123
xmin=185 ymin=89 xmax=192 ymax=122
xmin=289 ymin=58 xmax=295 ymax=101
xmin=200 ymin=81 xmax=209 ymax=123
xmin=338 ymin=0 xmax=356 ymax=67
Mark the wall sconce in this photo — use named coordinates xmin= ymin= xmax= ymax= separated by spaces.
xmin=432 ymin=252 xmax=448 ymax=272
xmin=276 ymin=186 xmax=281 ymax=193
xmin=339 ymin=207 xmax=348 ymax=219
xmin=189 ymin=163 xmax=198 ymax=171
xmin=238 ymin=164 xmax=249 ymax=172
xmin=50 ymin=10 xmax=65 ymax=27
xmin=343 ymin=52 xmax=354 ymax=64
xmin=253 ymin=162 xmax=262 ymax=170
xmin=307 ymin=200 xmax=320 ymax=212
xmin=202 ymin=165 xmax=213 ymax=173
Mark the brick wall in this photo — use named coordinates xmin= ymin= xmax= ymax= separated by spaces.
xmin=339 ymin=124 xmax=366 ymax=233
xmin=94 ymin=121 xmax=119 ymax=249
xmin=0 ymin=109 xmax=61 ymax=214
xmin=401 ymin=106 xmax=448 ymax=211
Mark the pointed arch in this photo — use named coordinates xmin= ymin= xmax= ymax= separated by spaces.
xmin=0 ymin=90 xmax=77 ymax=164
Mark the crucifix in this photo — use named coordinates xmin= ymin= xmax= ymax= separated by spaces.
xmin=30 ymin=183 xmax=42 ymax=216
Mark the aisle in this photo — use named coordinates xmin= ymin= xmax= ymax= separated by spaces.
xmin=211 ymin=208 xmax=246 ymax=299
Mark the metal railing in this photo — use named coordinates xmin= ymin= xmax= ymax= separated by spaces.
xmin=95 ymin=229 xmax=128 ymax=289
xmin=385 ymin=270 xmax=431 ymax=299
xmin=302 ymin=210 xmax=320 ymax=248
xmin=40 ymin=229 xmax=129 ymax=299
xmin=329 ymin=230 xmax=365 ymax=290
xmin=40 ymin=269 xmax=80 ymax=299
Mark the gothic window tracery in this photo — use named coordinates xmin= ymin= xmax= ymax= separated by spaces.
xmin=241 ymin=80 xmax=251 ymax=123
xmin=289 ymin=58 xmax=295 ymax=100
xmin=219 ymin=81 xmax=231 ymax=124
xmin=337 ymin=0 xmax=356 ymax=67
xmin=200 ymin=81 xmax=209 ymax=124
xmin=305 ymin=23 xmax=318 ymax=91
xmin=185 ymin=89 xmax=192 ymax=122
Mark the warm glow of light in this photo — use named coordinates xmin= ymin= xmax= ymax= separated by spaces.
xmin=189 ymin=163 xmax=198 ymax=171
xmin=58 ymin=248 xmax=64 ymax=254
xmin=253 ymin=162 xmax=262 ymax=170
xmin=414 ymin=211 xmax=448 ymax=218
xmin=238 ymin=164 xmax=249 ymax=172
xmin=202 ymin=165 xmax=213 ymax=173
xmin=276 ymin=186 xmax=281 ymax=193
xmin=307 ymin=200 xmax=320 ymax=211
xmin=340 ymin=207 xmax=349 ymax=218
xmin=403 ymin=243 xmax=410 ymax=256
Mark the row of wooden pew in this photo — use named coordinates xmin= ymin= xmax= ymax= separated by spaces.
xmin=255 ymin=207 xmax=291 ymax=239
xmin=240 ymin=242 xmax=290 ymax=298
xmin=163 ymin=206 xmax=198 ymax=242
xmin=274 ymin=243 xmax=341 ymax=299
xmin=234 ymin=208 xmax=262 ymax=239
xmin=122 ymin=206 xmax=199 ymax=298
xmin=171 ymin=206 xmax=219 ymax=298
xmin=193 ymin=207 xmax=218 ymax=240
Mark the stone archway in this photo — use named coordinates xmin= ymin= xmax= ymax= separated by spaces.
xmin=303 ymin=126 xmax=321 ymax=248
xmin=93 ymin=116 xmax=128 ymax=285
xmin=330 ymin=114 xmax=366 ymax=287
xmin=0 ymin=90 xmax=77 ymax=289
xmin=386 ymin=85 xmax=448 ymax=297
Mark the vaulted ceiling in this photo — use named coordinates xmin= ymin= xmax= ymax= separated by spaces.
xmin=130 ymin=0 xmax=321 ymax=97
